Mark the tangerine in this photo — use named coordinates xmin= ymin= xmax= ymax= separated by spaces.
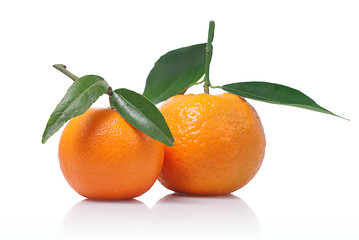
xmin=158 ymin=93 xmax=266 ymax=195
xmin=58 ymin=108 xmax=164 ymax=200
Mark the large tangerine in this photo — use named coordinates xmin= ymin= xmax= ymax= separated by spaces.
xmin=158 ymin=93 xmax=266 ymax=195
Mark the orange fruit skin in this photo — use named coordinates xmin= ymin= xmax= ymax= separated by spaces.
xmin=158 ymin=93 xmax=266 ymax=195
xmin=58 ymin=108 xmax=164 ymax=200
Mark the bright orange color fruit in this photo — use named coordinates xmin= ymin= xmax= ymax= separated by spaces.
xmin=158 ymin=93 xmax=266 ymax=195
xmin=58 ymin=108 xmax=164 ymax=200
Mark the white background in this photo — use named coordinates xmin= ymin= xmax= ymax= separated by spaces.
xmin=0 ymin=0 xmax=358 ymax=239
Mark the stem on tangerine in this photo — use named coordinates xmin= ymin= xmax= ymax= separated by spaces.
xmin=203 ymin=20 xmax=215 ymax=94
xmin=53 ymin=64 xmax=79 ymax=81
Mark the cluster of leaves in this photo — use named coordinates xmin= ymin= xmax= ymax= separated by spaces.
xmin=42 ymin=20 xmax=346 ymax=146
xmin=42 ymin=65 xmax=174 ymax=146
xmin=143 ymin=21 xmax=345 ymax=119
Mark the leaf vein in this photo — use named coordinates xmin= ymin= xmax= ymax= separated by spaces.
xmin=115 ymin=92 xmax=169 ymax=140
xmin=50 ymin=80 xmax=106 ymax=128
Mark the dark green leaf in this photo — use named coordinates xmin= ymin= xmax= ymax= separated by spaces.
xmin=222 ymin=81 xmax=347 ymax=120
xmin=143 ymin=43 xmax=207 ymax=104
xmin=42 ymin=75 xmax=109 ymax=143
xmin=112 ymin=88 xmax=174 ymax=146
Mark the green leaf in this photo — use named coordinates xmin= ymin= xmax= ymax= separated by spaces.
xmin=112 ymin=88 xmax=174 ymax=146
xmin=222 ymin=81 xmax=347 ymax=120
xmin=143 ymin=43 xmax=207 ymax=104
xmin=42 ymin=75 xmax=109 ymax=143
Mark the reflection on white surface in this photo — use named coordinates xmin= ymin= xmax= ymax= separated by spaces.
xmin=152 ymin=194 xmax=261 ymax=240
xmin=60 ymin=194 xmax=261 ymax=240
xmin=59 ymin=199 xmax=153 ymax=239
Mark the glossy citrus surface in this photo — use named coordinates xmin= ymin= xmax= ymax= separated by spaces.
xmin=158 ymin=93 xmax=266 ymax=195
xmin=58 ymin=108 xmax=164 ymax=200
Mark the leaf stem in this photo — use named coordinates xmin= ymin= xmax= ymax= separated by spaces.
xmin=53 ymin=64 xmax=79 ymax=81
xmin=203 ymin=20 xmax=215 ymax=94
xmin=53 ymin=64 xmax=114 ymax=107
